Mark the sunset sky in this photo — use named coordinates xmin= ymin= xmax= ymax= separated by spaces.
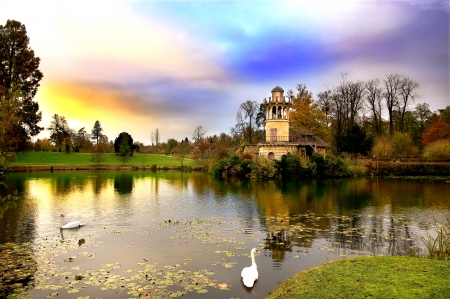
xmin=2 ymin=0 xmax=449 ymax=144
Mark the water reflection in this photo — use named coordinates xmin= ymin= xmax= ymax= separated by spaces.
xmin=0 ymin=173 xmax=449 ymax=298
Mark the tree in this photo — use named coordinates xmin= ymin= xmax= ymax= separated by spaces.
xmin=166 ymin=138 xmax=178 ymax=153
xmin=0 ymin=90 xmax=22 ymax=165
xmin=47 ymin=114 xmax=72 ymax=152
xmin=174 ymin=140 xmax=192 ymax=168
xmin=365 ymin=79 xmax=384 ymax=135
xmin=191 ymin=125 xmax=206 ymax=145
xmin=90 ymin=141 xmax=108 ymax=167
xmin=398 ymin=77 xmax=419 ymax=133
xmin=237 ymin=100 xmax=259 ymax=143
xmin=421 ymin=106 xmax=450 ymax=146
xmin=383 ymin=74 xmax=403 ymax=136
xmin=117 ymin=134 xmax=132 ymax=165
xmin=73 ymin=127 xmax=92 ymax=152
xmin=155 ymin=128 xmax=159 ymax=153
xmin=91 ymin=120 xmax=104 ymax=145
xmin=0 ymin=20 xmax=44 ymax=149
xmin=114 ymin=132 xmax=135 ymax=155
xmin=340 ymin=124 xmax=374 ymax=156
xmin=290 ymin=84 xmax=330 ymax=142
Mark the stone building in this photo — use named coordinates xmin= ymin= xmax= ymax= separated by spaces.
xmin=244 ymin=85 xmax=329 ymax=160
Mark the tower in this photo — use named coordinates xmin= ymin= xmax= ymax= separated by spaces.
xmin=263 ymin=86 xmax=291 ymax=142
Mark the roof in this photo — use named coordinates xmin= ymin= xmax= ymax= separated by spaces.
xmin=271 ymin=86 xmax=284 ymax=93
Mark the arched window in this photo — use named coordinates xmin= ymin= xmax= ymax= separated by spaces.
xmin=268 ymin=152 xmax=275 ymax=160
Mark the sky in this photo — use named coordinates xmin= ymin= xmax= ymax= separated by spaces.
xmin=2 ymin=0 xmax=449 ymax=144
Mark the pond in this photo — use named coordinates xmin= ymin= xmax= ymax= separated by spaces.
xmin=1 ymin=171 xmax=450 ymax=299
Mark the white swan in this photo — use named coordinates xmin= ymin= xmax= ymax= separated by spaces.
xmin=241 ymin=248 xmax=259 ymax=287
xmin=60 ymin=214 xmax=84 ymax=229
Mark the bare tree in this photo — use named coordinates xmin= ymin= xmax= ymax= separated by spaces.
xmin=398 ymin=77 xmax=419 ymax=133
xmin=155 ymin=128 xmax=159 ymax=153
xmin=365 ymin=79 xmax=384 ymax=135
xmin=383 ymin=74 xmax=403 ymax=136
xmin=317 ymin=90 xmax=332 ymax=127
xmin=191 ymin=125 xmax=207 ymax=144
xmin=150 ymin=131 xmax=155 ymax=153
xmin=238 ymin=100 xmax=259 ymax=143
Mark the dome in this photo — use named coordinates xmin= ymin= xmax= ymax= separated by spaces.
xmin=271 ymin=86 xmax=284 ymax=93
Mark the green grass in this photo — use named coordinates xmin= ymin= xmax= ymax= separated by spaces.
xmin=9 ymin=151 xmax=194 ymax=167
xmin=266 ymin=256 xmax=450 ymax=299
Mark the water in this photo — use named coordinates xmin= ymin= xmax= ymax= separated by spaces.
xmin=1 ymin=171 xmax=449 ymax=298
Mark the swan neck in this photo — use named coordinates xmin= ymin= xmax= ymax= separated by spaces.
xmin=251 ymin=251 xmax=256 ymax=267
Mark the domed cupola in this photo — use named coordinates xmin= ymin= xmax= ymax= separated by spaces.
xmin=271 ymin=86 xmax=284 ymax=93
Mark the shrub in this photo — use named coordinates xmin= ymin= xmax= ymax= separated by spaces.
xmin=423 ymin=139 xmax=450 ymax=159
xmin=250 ymin=157 xmax=276 ymax=179
xmin=371 ymin=136 xmax=394 ymax=158
xmin=392 ymin=132 xmax=418 ymax=156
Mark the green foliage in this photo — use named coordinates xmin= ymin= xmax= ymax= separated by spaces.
xmin=113 ymin=132 xmax=135 ymax=155
xmin=371 ymin=136 xmax=394 ymax=158
xmin=340 ymin=124 xmax=374 ymax=156
xmin=392 ymin=132 xmax=418 ymax=156
xmin=423 ymin=139 xmax=450 ymax=159
xmin=250 ymin=157 xmax=275 ymax=179
xmin=0 ymin=189 xmax=22 ymax=219
xmin=209 ymin=154 xmax=258 ymax=178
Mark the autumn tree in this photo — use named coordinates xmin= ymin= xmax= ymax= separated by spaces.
xmin=421 ymin=106 xmax=450 ymax=146
xmin=90 ymin=141 xmax=108 ymax=167
xmin=91 ymin=120 xmax=104 ymax=145
xmin=290 ymin=84 xmax=330 ymax=142
xmin=0 ymin=20 xmax=44 ymax=149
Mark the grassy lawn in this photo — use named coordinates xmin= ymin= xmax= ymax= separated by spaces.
xmin=266 ymin=256 xmax=450 ymax=299
xmin=10 ymin=151 xmax=194 ymax=167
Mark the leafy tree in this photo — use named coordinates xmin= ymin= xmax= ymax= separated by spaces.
xmin=113 ymin=132 xmax=135 ymax=155
xmin=166 ymin=138 xmax=178 ymax=153
xmin=391 ymin=132 xmax=418 ymax=156
xmin=0 ymin=20 xmax=44 ymax=149
xmin=0 ymin=90 xmax=22 ymax=165
xmin=73 ymin=127 xmax=92 ymax=152
xmin=117 ymin=134 xmax=132 ymax=165
xmin=421 ymin=106 xmax=450 ymax=146
xmin=290 ymin=84 xmax=330 ymax=143
xmin=340 ymin=124 xmax=374 ymax=156
xmin=47 ymin=114 xmax=72 ymax=152
xmin=91 ymin=120 xmax=104 ymax=145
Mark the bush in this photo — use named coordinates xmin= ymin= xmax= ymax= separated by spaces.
xmin=423 ymin=139 xmax=450 ymax=159
xmin=372 ymin=136 xmax=394 ymax=158
xmin=250 ymin=157 xmax=276 ymax=179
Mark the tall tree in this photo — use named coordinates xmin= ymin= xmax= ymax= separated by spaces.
xmin=73 ymin=127 xmax=92 ymax=152
xmin=91 ymin=120 xmax=104 ymax=144
xmin=365 ymin=79 xmax=384 ymax=135
xmin=47 ymin=114 xmax=72 ymax=152
xmin=0 ymin=20 xmax=44 ymax=148
xmin=155 ymin=128 xmax=159 ymax=153
xmin=398 ymin=77 xmax=419 ymax=133
xmin=237 ymin=100 xmax=259 ymax=143
xmin=383 ymin=74 xmax=403 ymax=136
xmin=117 ymin=134 xmax=132 ymax=165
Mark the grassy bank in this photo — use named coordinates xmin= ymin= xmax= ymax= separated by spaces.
xmin=266 ymin=256 xmax=450 ymax=299
xmin=8 ymin=151 xmax=194 ymax=169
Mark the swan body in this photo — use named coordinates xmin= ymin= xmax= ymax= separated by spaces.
xmin=241 ymin=248 xmax=259 ymax=287
xmin=60 ymin=214 xmax=84 ymax=229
